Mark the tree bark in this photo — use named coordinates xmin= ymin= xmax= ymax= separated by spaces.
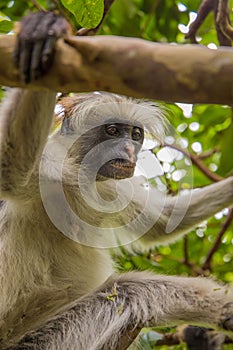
xmin=0 ymin=34 xmax=233 ymax=104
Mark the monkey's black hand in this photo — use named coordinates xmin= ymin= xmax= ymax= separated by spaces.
xmin=14 ymin=12 xmax=70 ymax=83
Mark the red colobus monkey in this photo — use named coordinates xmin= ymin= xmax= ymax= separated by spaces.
xmin=0 ymin=12 xmax=233 ymax=350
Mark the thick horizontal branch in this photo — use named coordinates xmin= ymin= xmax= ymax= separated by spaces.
xmin=0 ymin=35 xmax=233 ymax=104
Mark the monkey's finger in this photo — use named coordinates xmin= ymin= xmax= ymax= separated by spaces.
xmin=14 ymin=12 xmax=71 ymax=83
xmin=19 ymin=41 xmax=33 ymax=84
xmin=30 ymin=40 xmax=46 ymax=81
xmin=14 ymin=13 xmax=43 ymax=82
xmin=28 ymin=13 xmax=57 ymax=78
xmin=49 ymin=15 xmax=71 ymax=37
xmin=29 ymin=13 xmax=70 ymax=77
xmin=14 ymin=13 xmax=54 ymax=82
xmin=13 ymin=37 xmax=21 ymax=68
xmin=40 ymin=36 xmax=56 ymax=74
xmin=40 ymin=16 xmax=71 ymax=73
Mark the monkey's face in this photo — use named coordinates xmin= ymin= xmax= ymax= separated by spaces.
xmin=74 ymin=123 xmax=144 ymax=181
xmin=97 ymin=123 xmax=144 ymax=180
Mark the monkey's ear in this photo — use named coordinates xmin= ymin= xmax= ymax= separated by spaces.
xmin=61 ymin=118 xmax=74 ymax=135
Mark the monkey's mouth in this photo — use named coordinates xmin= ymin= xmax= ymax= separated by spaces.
xmin=109 ymin=159 xmax=135 ymax=169
xmin=98 ymin=159 xmax=135 ymax=180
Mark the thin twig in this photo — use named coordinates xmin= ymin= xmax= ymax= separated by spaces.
xmin=164 ymin=144 xmax=223 ymax=182
xmin=182 ymin=236 xmax=206 ymax=276
xmin=214 ymin=0 xmax=232 ymax=45
xmin=202 ymin=208 xmax=233 ymax=271
xmin=185 ymin=0 xmax=232 ymax=46
xmin=216 ymin=0 xmax=233 ymax=42
xmin=185 ymin=0 xmax=216 ymax=43
xmin=118 ymin=326 xmax=141 ymax=350
xmin=183 ymin=236 xmax=191 ymax=266
xmin=198 ymin=148 xmax=218 ymax=159
xmin=140 ymin=0 xmax=160 ymax=36
xmin=30 ymin=0 xmax=45 ymax=11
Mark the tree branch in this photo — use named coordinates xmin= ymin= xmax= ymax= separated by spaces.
xmin=185 ymin=0 xmax=232 ymax=46
xmin=185 ymin=0 xmax=216 ymax=43
xmin=202 ymin=207 xmax=233 ymax=271
xmin=183 ymin=236 xmax=192 ymax=268
xmin=165 ymin=144 xmax=223 ymax=182
xmin=0 ymin=35 xmax=233 ymax=104
xmin=217 ymin=0 xmax=233 ymax=42
xmin=215 ymin=0 xmax=232 ymax=46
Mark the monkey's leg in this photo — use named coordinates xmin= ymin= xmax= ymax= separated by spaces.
xmin=0 ymin=89 xmax=56 ymax=199
xmin=5 ymin=272 xmax=233 ymax=350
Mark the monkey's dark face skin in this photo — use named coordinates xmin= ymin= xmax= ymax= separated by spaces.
xmin=74 ymin=123 xmax=144 ymax=181
xmin=97 ymin=123 xmax=144 ymax=180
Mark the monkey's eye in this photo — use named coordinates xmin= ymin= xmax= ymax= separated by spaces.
xmin=132 ymin=127 xmax=143 ymax=141
xmin=105 ymin=124 xmax=120 ymax=137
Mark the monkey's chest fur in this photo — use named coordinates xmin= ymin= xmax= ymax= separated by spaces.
xmin=0 ymin=201 xmax=113 ymax=346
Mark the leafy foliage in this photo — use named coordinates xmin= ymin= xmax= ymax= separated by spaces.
xmin=0 ymin=0 xmax=233 ymax=349
xmin=60 ymin=0 xmax=104 ymax=28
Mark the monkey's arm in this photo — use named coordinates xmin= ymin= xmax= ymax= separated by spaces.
xmin=5 ymin=272 xmax=233 ymax=350
xmin=140 ymin=176 xmax=233 ymax=244
xmin=0 ymin=89 xmax=56 ymax=199
xmin=0 ymin=13 xmax=69 ymax=200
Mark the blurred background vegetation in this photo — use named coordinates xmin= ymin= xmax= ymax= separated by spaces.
xmin=0 ymin=0 xmax=233 ymax=348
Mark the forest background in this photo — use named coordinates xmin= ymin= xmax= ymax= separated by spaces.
xmin=0 ymin=0 xmax=233 ymax=348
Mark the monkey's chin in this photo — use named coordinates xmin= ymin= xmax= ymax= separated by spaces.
xmin=96 ymin=160 xmax=135 ymax=181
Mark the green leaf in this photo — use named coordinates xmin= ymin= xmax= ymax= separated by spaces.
xmin=0 ymin=20 xmax=14 ymax=33
xmin=60 ymin=0 xmax=104 ymax=28
xmin=192 ymin=105 xmax=228 ymax=125
xmin=0 ymin=0 xmax=29 ymax=20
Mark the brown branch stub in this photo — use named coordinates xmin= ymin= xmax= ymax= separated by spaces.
xmin=185 ymin=0 xmax=232 ymax=46
xmin=215 ymin=0 xmax=232 ymax=46
xmin=198 ymin=148 xmax=219 ymax=160
xmin=185 ymin=0 xmax=217 ymax=43
xmin=217 ymin=0 xmax=233 ymax=42
xmin=118 ymin=326 xmax=141 ymax=350
xmin=0 ymin=35 xmax=233 ymax=104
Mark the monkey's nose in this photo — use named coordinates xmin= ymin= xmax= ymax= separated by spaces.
xmin=124 ymin=143 xmax=135 ymax=162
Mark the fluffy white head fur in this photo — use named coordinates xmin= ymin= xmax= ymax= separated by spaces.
xmin=57 ymin=92 xmax=167 ymax=142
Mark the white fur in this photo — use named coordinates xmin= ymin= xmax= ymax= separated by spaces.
xmin=0 ymin=89 xmax=233 ymax=349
